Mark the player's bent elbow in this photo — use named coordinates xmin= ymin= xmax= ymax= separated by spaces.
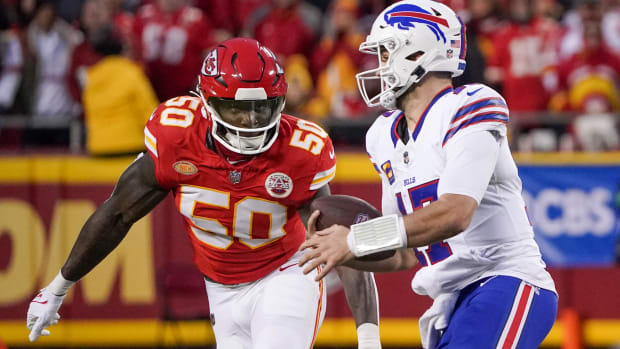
xmin=440 ymin=194 xmax=477 ymax=236
xmin=453 ymin=214 xmax=473 ymax=234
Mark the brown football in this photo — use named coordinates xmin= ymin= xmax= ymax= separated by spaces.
xmin=309 ymin=195 xmax=396 ymax=261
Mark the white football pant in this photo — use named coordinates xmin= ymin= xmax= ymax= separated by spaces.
xmin=205 ymin=251 xmax=326 ymax=349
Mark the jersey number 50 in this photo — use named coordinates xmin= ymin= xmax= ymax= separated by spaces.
xmin=179 ymin=185 xmax=287 ymax=250
xmin=399 ymin=180 xmax=453 ymax=266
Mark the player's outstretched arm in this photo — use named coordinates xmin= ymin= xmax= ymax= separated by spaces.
xmin=26 ymin=154 xmax=169 ymax=342
xmin=336 ymin=267 xmax=382 ymax=349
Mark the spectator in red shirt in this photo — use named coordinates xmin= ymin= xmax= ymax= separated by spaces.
xmin=106 ymin=0 xmax=135 ymax=56
xmin=192 ymin=0 xmax=270 ymax=41
xmin=133 ymin=0 xmax=215 ymax=101
xmin=555 ymin=19 xmax=620 ymax=150
xmin=553 ymin=21 xmax=620 ymax=113
xmin=486 ymin=0 xmax=562 ymax=111
xmin=242 ymin=0 xmax=321 ymax=63
xmin=309 ymin=0 xmax=372 ymax=120
xmin=67 ymin=0 xmax=110 ymax=104
xmin=466 ymin=0 xmax=503 ymax=60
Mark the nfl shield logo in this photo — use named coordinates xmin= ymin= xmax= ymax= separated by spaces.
xmin=229 ymin=170 xmax=241 ymax=184
xmin=354 ymin=213 xmax=370 ymax=224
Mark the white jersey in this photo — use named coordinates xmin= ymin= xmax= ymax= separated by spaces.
xmin=366 ymin=84 xmax=556 ymax=299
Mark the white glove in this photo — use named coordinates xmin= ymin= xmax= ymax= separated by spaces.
xmin=27 ymin=288 xmax=65 ymax=342
xmin=357 ymin=323 xmax=382 ymax=349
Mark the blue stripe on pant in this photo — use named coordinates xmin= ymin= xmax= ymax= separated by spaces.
xmin=436 ymin=275 xmax=557 ymax=349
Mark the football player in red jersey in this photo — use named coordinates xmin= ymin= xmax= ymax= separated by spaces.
xmin=26 ymin=38 xmax=382 ymax=348
xmin=133 ymin=0 xmax=215 ymax=101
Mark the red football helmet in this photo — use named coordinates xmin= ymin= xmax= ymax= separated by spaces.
xmin=198 ymin=38 xmax=287 ymax=155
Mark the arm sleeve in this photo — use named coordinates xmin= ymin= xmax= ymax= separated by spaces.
xmin=438 ymin=130 xmax=500 ymax=204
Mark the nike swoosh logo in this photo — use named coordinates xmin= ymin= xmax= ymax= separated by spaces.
xmin=329 ymin=150 xmax=335 ymax=159
xmin=467 ymin=87 xmax=483 ymax=96
xmin=279 ymin=263 xmax=297 ymax=272
xmin=31 ymin=300 xmax=48 ymax=304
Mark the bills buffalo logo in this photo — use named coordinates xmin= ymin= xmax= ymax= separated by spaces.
xmin=265 ymin=172 xmax=293 ymax=198
xmin=384 ymin=4 xmax=448 ymax=43
xmin=354 ymin=213 xmax=370 ymax=224
xmin=173 ymin=161 xmax=198 ymax=175
xmin=201 ymin=49 xmax=218 ymax=76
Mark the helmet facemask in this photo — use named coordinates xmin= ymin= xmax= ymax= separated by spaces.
xmin=200 ymin=91 xmax=285 ymax=155
xmin=356 ymin=35 xmax=434 ymax=109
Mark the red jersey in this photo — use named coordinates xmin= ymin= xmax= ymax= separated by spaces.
xmin=133 ymin=4 xmax=214 ymax=101
xmin=144 ymin=96 xmax=337 ymax=284
xmin=489 ymin=18 xmax=562 ymax=111
xmin=251 ymin=6 xmax=316 ymax=59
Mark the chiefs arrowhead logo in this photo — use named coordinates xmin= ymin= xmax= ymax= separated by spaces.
xmin=201 ymin=49 xmax=218 ymax=76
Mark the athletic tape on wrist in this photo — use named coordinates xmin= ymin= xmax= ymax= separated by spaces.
xmin=47 ymin=271 xmax=75 ymax=296
xmin=347 ymin=214 xmax=408 ymax=257
xmin=357 ymin=323 xmax=381 ymax=347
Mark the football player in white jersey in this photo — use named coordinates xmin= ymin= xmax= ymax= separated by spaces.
xmin=299 ymin=1 xmax=558 ymax=348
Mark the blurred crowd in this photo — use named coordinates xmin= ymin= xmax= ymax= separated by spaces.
xmin=1 ymin=0 xmax=620 ymax=154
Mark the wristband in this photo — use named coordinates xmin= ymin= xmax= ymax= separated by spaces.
xmin=347 ymin=214 xmax=407 ymax=257
xmin=47 ymin=271 xmax=75 ymax=296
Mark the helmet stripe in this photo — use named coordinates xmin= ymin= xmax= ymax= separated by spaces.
xmin=389 ymin=11 xmax=449 ymax=27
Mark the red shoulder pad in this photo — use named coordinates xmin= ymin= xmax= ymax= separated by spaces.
xmin=278 ymin=114 xmax=337 ymax=191
xmin=144 ymin=96 xmax=204 ymax=188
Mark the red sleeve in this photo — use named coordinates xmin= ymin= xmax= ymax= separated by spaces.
xmin=144 ymin=100 xmax=197 ymax=189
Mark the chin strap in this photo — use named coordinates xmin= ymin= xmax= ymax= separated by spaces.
xmin=213 ymin=135 xmax=254 ymax=163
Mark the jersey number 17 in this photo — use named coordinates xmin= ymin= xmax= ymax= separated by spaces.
xmin=397 ymin=179 xmax=453 ymax=266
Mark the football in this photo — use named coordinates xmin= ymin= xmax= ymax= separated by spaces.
xmin=309 ymin=195 xmax=396 ymax=261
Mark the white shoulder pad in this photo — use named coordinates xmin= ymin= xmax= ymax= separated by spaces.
xmin=442 ymin=84 xmax=509 ymax=146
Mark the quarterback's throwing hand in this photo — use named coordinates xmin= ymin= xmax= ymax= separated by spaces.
xmin=26 ymin=288 xmax=65 ymax=342
xmin=299 ymin=224 xmax=355 ymax=281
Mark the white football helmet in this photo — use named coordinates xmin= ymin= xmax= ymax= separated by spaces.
xmin=356 ymin=0 xmax=467 ymax=109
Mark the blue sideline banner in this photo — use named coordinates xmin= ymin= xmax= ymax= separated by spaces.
xmin=519 ymin=165 xmax=620 ymax=266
